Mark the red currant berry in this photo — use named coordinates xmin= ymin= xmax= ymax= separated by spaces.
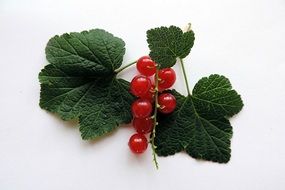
xmin=158 ymin=93 xmax=177 ymax=114
xmin=132 ymin=117 xmax=154 ymax=134
xmin=136 ymin=56 xmax=156 ymax=76
xmin=130 ymin=75 xmax=151 ymax=97
xmin=131 ymin=99 xmax=152 ymax=118
xmin=140 ymin=84 xmax=155 ymax=102
xmin=158 ymin=68 xmax=176 ymax=90
xmin=128 ymin=133 xmax=148 ymax=154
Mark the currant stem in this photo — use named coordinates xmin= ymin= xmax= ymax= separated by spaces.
xmin=151 ymin=68 xmax=159 ymax=169
xmin=179 ymin=58 xmax=191 ymax=95
xmin=115 ymin=60 xmax=137 ymax=73
xmin=185 ymin=23 xmax=192 ymax=32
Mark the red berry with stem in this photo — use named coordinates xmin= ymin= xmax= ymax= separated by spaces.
xmin=130 ymin=75 xmax=151 ymax=97
xmin=158 ymin=68 xmax=176 ymax=90
xmin=140 ymin=84 xmax=155 ymax=102
xmin=136 ymin=56 xmax=156 ymax=76
xmin=128 ymin=133 xmax=148 ymax=154
xmin=158 ymin=93 xmax=177 ymax=114
xmin=131 ymin=99 xmax=152 ymax=118
xmin=132 ymin=117 xmax=154 ymax=134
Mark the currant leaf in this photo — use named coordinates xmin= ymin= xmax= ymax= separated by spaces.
xmin=146 ymin=26 xmax=195 ymax=68
xmin=192 ymin=74 xmax=244 ymax=117
xmin=45 ymin=29 xmax=125 ymax=76
xmin=155 ymin=75 xmax=243 ymax=163
xmin=39 ymin=29 xmax=135 ymax=140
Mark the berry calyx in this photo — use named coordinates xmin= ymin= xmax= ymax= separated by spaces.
xmin=158 ymin=68 xmax=176 ymax=90
xmin=132 ymin=117 xmax=154 ymax=134
xmin=128 ymin=133 xmax=148 ymax=154
xmin=136 ymin=56 xmax=156 ymax=76
xmin=130 ymin=75 xmax=152 ymax=97
xmin=158 ymin=93 xmax=177 ymax=114
xmin=131 ymin=99 xmax=153 ymax=118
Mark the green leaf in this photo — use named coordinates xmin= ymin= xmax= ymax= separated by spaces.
xmin=192 ymin=74 xmax=244 ymax=117
xmin=39 ymin=29 xmax=134 ymax=140
xmin=147 ymin=26 xmax=195 ymax=68
xmin=45 ymin=29 xmax=125 ymax=76
xmin=155 ymin=75 xmax=243 ymax=163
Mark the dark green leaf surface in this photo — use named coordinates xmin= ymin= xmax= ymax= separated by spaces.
xmin=39 ymin=29 xmax=134 ymax=140
xmin=192 ymin=74 xmax=244 ymax=117
xmin=155 ymin=75 xmax=243 ymax=163
xmin=46 ymin=29 xmax=125 ymax=76
xmin=147 ymin=26 xmax=195 ymax=68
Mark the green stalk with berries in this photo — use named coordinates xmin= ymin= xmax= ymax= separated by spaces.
xmin=151 ymin=68 xmax=159 ymax=169
xmin=129 ymin=56 xmax=177 ymax=168
xmin=39 ymin=24 xmax=244 ymax=168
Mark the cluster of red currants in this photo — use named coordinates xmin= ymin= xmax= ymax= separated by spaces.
xmin=128 ymin=56 xmax=177 ymax=154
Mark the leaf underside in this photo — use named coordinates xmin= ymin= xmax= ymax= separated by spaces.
xmin=39 ymin=29 xmax=134 ymax=140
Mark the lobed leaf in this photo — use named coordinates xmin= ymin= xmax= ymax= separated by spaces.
xmin=39 ymin=29 xmax=134 ymax=140
xmin=155 ymin=75 xmax=243 ymax=163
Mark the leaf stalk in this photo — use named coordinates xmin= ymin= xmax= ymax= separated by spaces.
xmin=115 ymin=60 xmax=137 ymax=73
xmin=179 ymin=58 xmax=191 ymax=95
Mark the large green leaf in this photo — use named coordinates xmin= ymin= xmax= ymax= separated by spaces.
xmin=39 ymin=29 xmax=134 ymax=140
xmin=155 ymin=75 xmax=243 ymax=163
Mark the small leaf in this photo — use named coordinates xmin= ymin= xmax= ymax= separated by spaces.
xmin=155 ymin=75 xmax=243 ymax=163
xmin=39 ymin=29 xmax=135 ymax=140
xmin=147 ymin=26 xmax=195 ymax=68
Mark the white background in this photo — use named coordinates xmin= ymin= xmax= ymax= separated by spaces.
xmin=0 ymin=0 xmax=285 ymax=189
